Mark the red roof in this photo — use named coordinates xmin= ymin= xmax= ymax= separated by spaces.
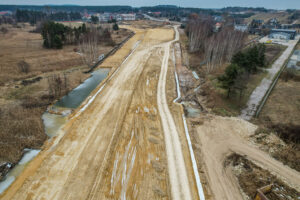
xmin=0 ymin=11 xmax=8 ymax=15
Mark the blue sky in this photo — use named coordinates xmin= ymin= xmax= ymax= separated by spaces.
xmin=0 ymin=0 xmax=299 ymax=9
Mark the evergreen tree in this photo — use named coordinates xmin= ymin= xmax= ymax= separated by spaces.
xmin=218 ymin=64 xmax=240 ymax=98
xmin=113 ymin=23 xmax=119 ymax=31
xmin=91 ymin=16 xmax=99 ymax=24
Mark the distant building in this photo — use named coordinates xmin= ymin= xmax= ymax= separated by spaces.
xmin=99 ymin=13 xmax=113 ymax=22
xmin=180 ymin=17 xmax=188 ymax=23
xmin=120 ymin=14 xmax=136 ymax=21
xmin=214 ymin=15 xmax=223 ymax=22
xmin=215 ymin=22 xmax=222 ymax=32
xmin=269 ymin=29 xmax=297 ymax=40
xmin=0 ymin=11 xmax=12 ymax=16
xmin=152 ymin=12 xmax=161 ymax=17
xmin=234 ymin=24 xmax=248 ymax=32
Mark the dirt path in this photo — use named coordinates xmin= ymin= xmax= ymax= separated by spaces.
xmin=157 ymin=27 xmax=193 ymax=200
xmin=240 ymin=36 xmax=299 ymax=120
xmin=193 ymin=115 xmax=300 ymax=199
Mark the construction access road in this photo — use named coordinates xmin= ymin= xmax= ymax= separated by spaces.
xmin=0 ymin=25 xmax=200 ymax=200
xmin=191 ymin=115 xmax=300 ymax=200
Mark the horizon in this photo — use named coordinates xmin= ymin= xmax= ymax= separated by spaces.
xmin=0 ymin=0 xmax=299 ymax=10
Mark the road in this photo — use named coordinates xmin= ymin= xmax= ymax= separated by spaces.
xmin=0 ymin=25 xmax=198 ymax=200
xmin=157 ymin=27 xmax=193 ymax=200
xmin=240 ymin=36 xmax=299 ymax=120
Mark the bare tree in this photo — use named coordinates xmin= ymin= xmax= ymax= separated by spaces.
xmin=204 ymin=28 xmax=247 ymax=74
xmin=79 ymin=27 xmax=100 ymax=69
xmin=186 ymin=16 xmax=213 ymax=52
xmin=47 ymin=74 xmax=68 ymax=98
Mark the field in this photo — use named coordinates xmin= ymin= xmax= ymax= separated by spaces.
xmin=0 ymin=22 xmax=131 ymax=179
xmin=245 ymin=12 xmax=291 ymax=24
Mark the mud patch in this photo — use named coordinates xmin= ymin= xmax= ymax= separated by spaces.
xmin=152 ymin=185 xmax=166 ymax=197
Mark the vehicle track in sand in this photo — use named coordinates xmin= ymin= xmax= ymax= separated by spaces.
xmin=0 ymin=25 xmax=198 ymax=200
xmin=193 ymin=115 xmax=300 ymax=200
xmin=157 ymin=27 xmax=193 ymax=200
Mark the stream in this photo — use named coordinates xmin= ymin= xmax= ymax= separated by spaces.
xmin=0 ymin=68 xmax=110 ymax=194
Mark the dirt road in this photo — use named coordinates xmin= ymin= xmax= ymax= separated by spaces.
xmin=192 ymin=115 xmax=300 ymax=199
xmin=157 ymin=28 xmax=193 ymax=200
xmin=1 ymin=25 xmax=199 ymax=200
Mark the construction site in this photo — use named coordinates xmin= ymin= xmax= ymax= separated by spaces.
xmin=0 ymin=17 xmax=299 ymax=200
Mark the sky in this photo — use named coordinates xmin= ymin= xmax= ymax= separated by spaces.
xmin=0 ymin=0 xmax=299 ymax=10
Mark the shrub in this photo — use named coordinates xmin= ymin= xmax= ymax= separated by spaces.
xmin=113 ymin=23 xmax=119 ymax=31
xmin=0 ymin=27 xmax=8 ymax=34
xmin=17 ymin=61 xmax=30 ymax=73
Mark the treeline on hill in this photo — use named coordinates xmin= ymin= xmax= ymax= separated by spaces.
xmin=41 ymin=21 xmax=113 ymax=49
xmin=218 ymin=44 xmax=266 ymax=97
xmin=186 ymin=14 xmax=248 ymax=74
xmin=141 ymin=6 xmax=219 ymax=18
xmin=15 ymin=9 xmax=81 ymax=24
xmin=220 ymin=7 xmax=268 ymax=13
xmin=0 ymin=5 xmax=136 ymax=13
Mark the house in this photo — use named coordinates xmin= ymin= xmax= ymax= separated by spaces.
xmin=120 ymin=14 xmax=136 ymax=21
xmin=99 ymin=13 xmax=113 ymax=22
xmin=269 ymin=29 xmax=297 ymax=40
xmin=234 ymin=24 xmax=248 ymax=32
xmin=0 ymin=11 xmax=12 ymax=16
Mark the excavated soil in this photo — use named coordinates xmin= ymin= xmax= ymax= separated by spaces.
xmin=225 ymin=153 xmax=300 ymax=200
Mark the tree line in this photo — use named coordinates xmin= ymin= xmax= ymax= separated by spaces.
xmin=186 ymin=15 xmax=248 ymax=74
xmin=218 ymin=44 xmax=266 ymax=98
xmin=0 ymin=5 xmax=136 ymax=13
xmin=15 ymin=9 xmax=81 ymax=24
xmin=41 ymin=21 xmax=114 ymax=49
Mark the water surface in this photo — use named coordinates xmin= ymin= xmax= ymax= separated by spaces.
xmin=55 ymin=68 xmax=110 ymax=108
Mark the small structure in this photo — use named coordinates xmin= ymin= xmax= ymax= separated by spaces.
xmin=234 ymin=24 xmax=248 ymax=32
xmin=0 ymin=11 xmax=12 ymax=16
xmin=269 ymin=29 xmax=297 ymax=40
xmin=120 ymin=14 xmax=136 ymax=21
xmin=215 ymin=22 xmax=222 ymax=32
xmin=214 ymin=15 xmax=223 ymax=22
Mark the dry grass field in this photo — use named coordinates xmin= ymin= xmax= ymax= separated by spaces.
xmin=245 ymin=12 xmax=291 ymax=24
xmin=0 ymin=22 xmax=131 ymax=175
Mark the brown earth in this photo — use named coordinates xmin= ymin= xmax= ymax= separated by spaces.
xmin=0 ymin=25 xmax=199 ymax=200
xmin=225 ymin=153 xmax=300 ymax=199
xmin=188 ymin=115 xmax=300 ymax=200
xmin=255 ymin=73 xmax=300 ymax=172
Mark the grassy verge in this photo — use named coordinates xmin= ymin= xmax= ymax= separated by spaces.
xmin=209 ymin=70 xmax=267 ymax=116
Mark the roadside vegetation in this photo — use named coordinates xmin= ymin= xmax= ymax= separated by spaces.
xmin=218 ymin=44 xmax=266 ymax=98
xmin=182 ymin=14 xmax=285 ymax=116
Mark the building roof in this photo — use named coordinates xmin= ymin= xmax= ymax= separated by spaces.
xmin=271 ymin=29 xmax=296 ymax=33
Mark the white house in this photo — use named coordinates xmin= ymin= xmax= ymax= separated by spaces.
xmin=120 ymin=14 xmax=136 ymax=21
